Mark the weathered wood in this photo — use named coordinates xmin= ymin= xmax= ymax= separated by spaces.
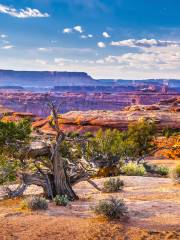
xmin=49 ymin=102 xmax=79 ymax=200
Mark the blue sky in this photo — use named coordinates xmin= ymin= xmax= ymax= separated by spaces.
xmin=0 ymin=0 xmax=180 ymax=79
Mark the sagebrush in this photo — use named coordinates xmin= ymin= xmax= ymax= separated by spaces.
xmin=22 ymin=196 xmax=48 ymax=210
xmin=144 ymin=163 xmax=169 ymax=176
xmin=103 ymin=178 xmax=124 ymax=193
xmin=122 ymin=162 xmax=146 ymax=176
xmin=94 ymin=197 xmax=128 ymax=220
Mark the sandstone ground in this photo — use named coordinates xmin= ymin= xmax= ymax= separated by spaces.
xmin=0 ymin=174 xmax=180 ymax=240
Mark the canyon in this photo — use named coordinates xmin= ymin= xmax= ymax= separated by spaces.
xmin=1 ymin=96 xmax=180 ymax=135
xmin=30 ymin=97 xmax=180 ymax=135
xmin=0 ymin=91 xmax=179 ymax=116
xmin=0 ymin=70 xmax=180 ymax=116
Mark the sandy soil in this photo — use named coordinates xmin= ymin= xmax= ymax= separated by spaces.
xmin=0 ymin=176 xmax=180 ymax=240
xmin=146 ymin=158 xmax=180 ymax=168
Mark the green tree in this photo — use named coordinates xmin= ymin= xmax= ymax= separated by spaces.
xmin=85 ymin=120 xmax=156 ymax=167
xmin=126 ymin=119 xmax=156 ymax=159
xmin=0 ymin=119 xmax=31 ymax=188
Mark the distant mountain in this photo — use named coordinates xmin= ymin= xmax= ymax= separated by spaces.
xmin=0 ymin=69 xmax=180 ymax=92
xmin=0 ymin=69 xmax=98 ymax=87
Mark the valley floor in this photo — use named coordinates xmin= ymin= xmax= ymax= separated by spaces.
xmin=0 ymin=176 xmax=180 ymax=240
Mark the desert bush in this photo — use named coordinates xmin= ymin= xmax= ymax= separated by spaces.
xmin=155 ymin=166 xmax=169 ymax=176
xmin=171 ymin=164 xmax=180 ymax=184
xmin=94 ymin=197 xmax=128 ymax=220
xmin=67 ymin=131 xmax=80 ymax=138
xmin=103 ymin=178 xmax=124 ymax=193
xmin=54 ymin=195 xmax=69 ymax=206
xmin=85 ymin=121 xmax=156 ymax=172
xmin=122 ymin=162 xmax=146 ymax=176
xmin=144 ymin=163 xmax=169 ymax=176
xmin=23 ymin=196 xmax=48 ymax=210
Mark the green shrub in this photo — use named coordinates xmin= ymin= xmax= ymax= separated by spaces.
xmin=94 ymin=197 xmax=128 ymax=220
xmin=171 ymin=164 xmax=180 ymax=184
xmin=144 ymin=163 xmax=169 ymax=176
xmin=122 ymin=162 xmax=146 ymax=176
xmin=23 ymin=196 xmax=48 ymax=211
xmin=67 ymin=132 xmax=80 ymax=138
xmin=103 ymin=178 xmax=124 ymax=193
xmin=156 ymin=166 xmax=169 ymax=176
xmin=83 ymin=132 xmax=94 ymax=138
xmin=54 ymin=195 xmax=69 ymax=206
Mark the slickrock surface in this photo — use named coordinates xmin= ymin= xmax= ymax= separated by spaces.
xmin=33 ymin=104 xmax=180 ymax=135
xmin=1 ymin=98 xmax=180 ymax=136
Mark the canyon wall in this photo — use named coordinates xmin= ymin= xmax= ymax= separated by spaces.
xmin=0 ymin=91 xmax=179 ymax=116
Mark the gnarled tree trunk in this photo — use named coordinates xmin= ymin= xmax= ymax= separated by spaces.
xmin=49 ymin=102 xmax=79 ymax=200
xmin=51 ymin=135 xmax=78 ymax=200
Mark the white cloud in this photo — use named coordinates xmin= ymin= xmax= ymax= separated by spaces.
xmin=0 ymin=34 xmax=7 ymax=38
xmin=96 ymin=59 xmax=105 ymax=64
xmin=110 ymin=38 xmax=180 ymax=48
xmin=73 ymin=25 xmax=83 ymax=33
xmin=80 ymin=34 xmax=93 ymax=39
xmin=54 ymin=57 xmax=75 ymax=66
xmin=102 ymin=32 xmax=110 ymax=38
xmin=0 ymin=4 xmax=49 ymax=18
xmin=80 ymin=35 xmax=87 ymax=39
xmin=35 ymin=59 xmax=47 ymax=65
xmin=97 ymin=42 xmax=106 ymax=48
xmin=95 ymin=44 xmax=180 ymax=73
xmin=2 ymin=45 xmax=180 ymax=79
xmin=63 ymin=28 xmax=72 ymax=34
xmin=63 ymin=26 xmax=84 ymax=34
xmin=1 ymin=45 xmax=14 ymax=49
xmin=38 ymin=47 xmax=52 ymax=52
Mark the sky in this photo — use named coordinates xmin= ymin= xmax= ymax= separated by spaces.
xmin=0 ymin=0 xmax=180 ymax=79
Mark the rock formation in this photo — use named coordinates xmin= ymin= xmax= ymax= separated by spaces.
xmin=30 ymin=97 xmax=180 ymax=135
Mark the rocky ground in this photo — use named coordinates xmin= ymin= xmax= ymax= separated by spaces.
xmin=1 ymin=97 xmax=180 ymax=135
xmin=0 ymin=97 xmax=179 ymax=239
xmin=0 ymin=175 xmax=180 ymax=240
xmin=30 ymin=97 xmax=180 ymax=135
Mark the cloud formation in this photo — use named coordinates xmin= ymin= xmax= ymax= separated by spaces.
xmin=63 ymin=28 xmax=72 ymax=34
xmin=95 ymin=44 xmax=180 ymax=74
xmin=110 ymin=38 xmax=180 ymax=48
xmin=80 ymin=34 xmax=93 ymax=39
xmin=1 ymin=45 xmax=14 ymax=49
xmin=0 ymin=34 xmax=7 ymax=38
xmin=73 ymin=25 xmax=83 ymax=33
xmin=0 ymin=4 xmax=49 ymax=18
xmin=97 ymin=41 xmax=106 ymax=48
xmin=54 ymin=57 xmax=78 ymax=66
xmin=63 ymin=25 xmax=83 ymax=34
xmin=102 ymin=32 xmax=111 ymax=38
